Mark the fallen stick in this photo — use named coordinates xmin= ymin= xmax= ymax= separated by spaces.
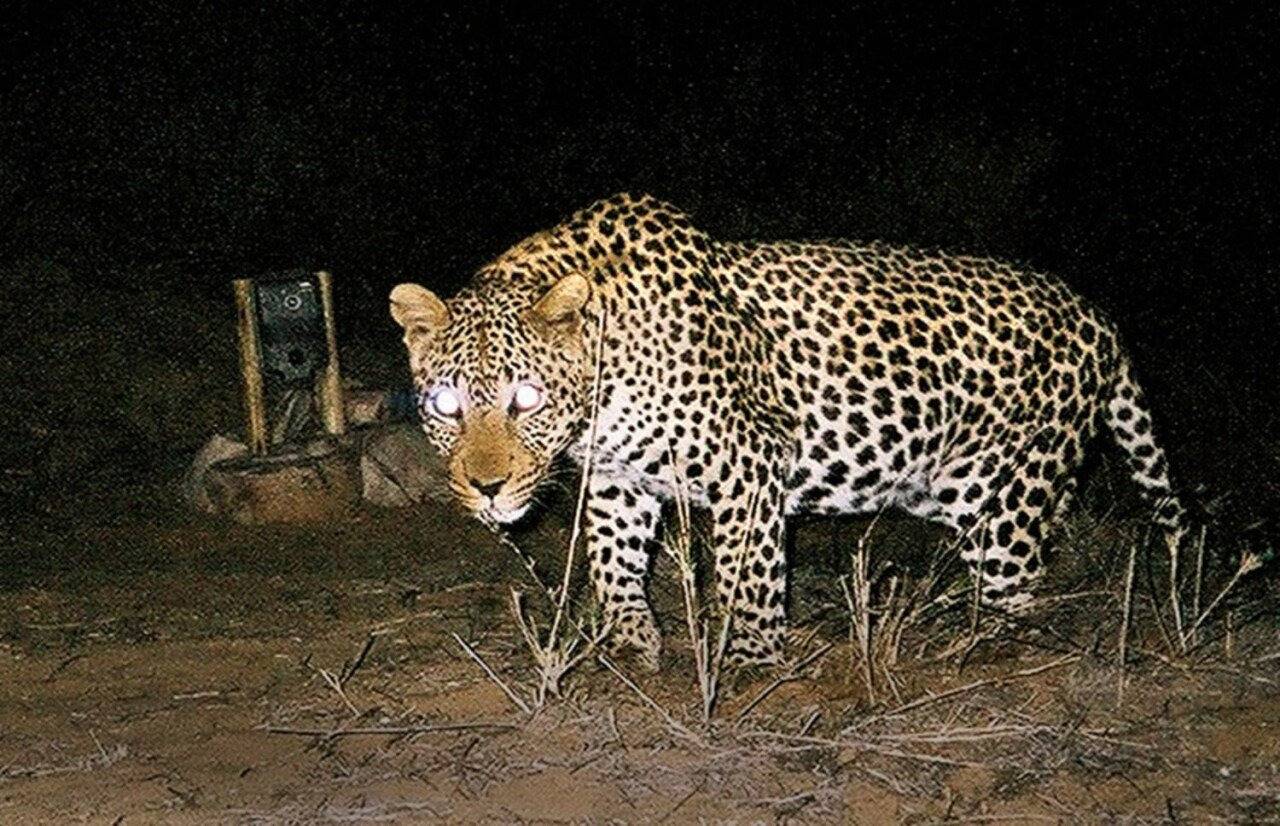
xmin=1118 ymin=540 xmax=1139 ymax=703
xmin=265 ymin=722 xmax=517 ymax=738
xmin=857 ymin=653 xmax=1081 ymax=724
xmin=734 ymin=643 xmax=834 ymax=724
xmin=452 ymin=632 xmax=533 ymax=716
xmin=44 ymin=653 xmax=87 ymax=683
xmin=743 ymin=730 xmax=983 ymax=768
xmin=595 ymin=654 xmax=702 ymax=746
xmin=317 ymin=666 xmax=361 ymax=718
xmin=339 ymin=633 xmax=379 ymax=687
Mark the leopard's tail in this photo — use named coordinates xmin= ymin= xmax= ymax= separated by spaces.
xmin=1103 ymin=354 xmax=1188 ymax=553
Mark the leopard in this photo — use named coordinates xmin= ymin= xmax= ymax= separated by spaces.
xmin=390 ymin=192 xmax=1186 ymax=669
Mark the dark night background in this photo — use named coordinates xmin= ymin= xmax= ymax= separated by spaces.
xmin=2 ymin=1 xmax=1277 ymax=518
xmin=5 ymin=8 xmax=1280 ymax=818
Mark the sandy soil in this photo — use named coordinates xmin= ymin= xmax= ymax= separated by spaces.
xmin=2 ymin=495 xmax=1278 ymax=824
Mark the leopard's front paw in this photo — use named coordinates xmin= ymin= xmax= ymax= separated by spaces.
xmin=725 ymin=630 xmax=785 ymax=670
xmin=980 ymin=586 xmax=1036 ymax=614
xmin=603 ymin=608 xmax=662 ymax=673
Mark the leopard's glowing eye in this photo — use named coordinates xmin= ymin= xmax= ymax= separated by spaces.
xmin=431 ymin=388 xmax=462 ymax=419
xmin=512 ymin=383 xmax=543 ymax=414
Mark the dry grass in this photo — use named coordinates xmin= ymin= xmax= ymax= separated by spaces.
xmin=246 ymin=489 xmax=1276 ymax=822
xmin=659 ymin=463 xmax=722 ymax=724
xmin=0 ymin=736 xmax=129 ymax=781
xmin=840 ymin=514 xmax=961 ymax=702
xmin=265 ymin=610 xmax=1279 ymax=821
xmin=469 ymin=434 xmax=1275 ymax=756
xmin=359 ymin=388 xmax=1279 ymax=820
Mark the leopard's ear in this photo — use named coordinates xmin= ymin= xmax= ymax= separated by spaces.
xmin=526 ymin=273 xmax=592 ymax=329
xmin=390 ymin=283 xmax=449 ymax=332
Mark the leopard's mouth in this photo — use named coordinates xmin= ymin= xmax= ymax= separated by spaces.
xmin=445 ymin=453 xmax=544 ymax=525
xmin=454 ymin=482 xmax=536 ymax=525
xmin=478 ymin=499 xmax=532 ymax=525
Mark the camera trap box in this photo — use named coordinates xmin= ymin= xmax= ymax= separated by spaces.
xmin=254 ymin=273 xmax=328 ymax=387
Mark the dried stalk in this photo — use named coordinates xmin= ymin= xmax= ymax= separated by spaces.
xmin=547 ymin=307 xmax=609 ymax=647
xmin=854 ymin=653 xmax=1081 ymax=725
xmin=594 ymin=653 xmax=702 ymax=746
xmin=316 ymin=667 xmax=360 ymax=718
xmin=266 ymin=722 xmax=516 ymax=738
xmin=1164 ymin=498 xmax=1186 ymax=651
xmin=1179 ymin=551 xmax=1263 ymax=649
xmin=841 ymin=511 xmax=881 ymax=701
xmin=510 ymin=589 xmax=596 ymax=706
xmin=734 ymin=642 xmax=834 ymax=723
xmin=1117 ymin=541 xmax=1138 ymax=703
xmin=840 ymin=513 xmax=954 ymax=701
xmin=661 ymin=460 xmax=718 ymax=724
xmin=1189 ymin=524 xmax=1207 ymax=648
xmin=451 ymin=631 xmax=532 ymax=715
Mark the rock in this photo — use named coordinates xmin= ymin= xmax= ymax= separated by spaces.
xmin=185 ymin=421 xmax=450 ymax=520
xmin=202 ymin=440 xmax=361 ymax=524
xmin=184 ymin=433 xmax=249 ymax=513
xmin=360 ymin=424 xmax=449 ymax=507
xmin=344 ymin=389 xmax=390 ymax=427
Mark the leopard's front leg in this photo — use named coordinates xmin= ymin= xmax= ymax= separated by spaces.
xmin=707 ymin=459 xmax=789 ymax=666
xmin=584 ymin=472 xmax=663 ymax=671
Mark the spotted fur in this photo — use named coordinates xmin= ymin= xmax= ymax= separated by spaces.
xmin=391 ymin=193 xmax=1186 ymax=668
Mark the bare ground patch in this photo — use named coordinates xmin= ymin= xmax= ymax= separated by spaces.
xmin=3 ymin=494 xmax=1277 ymax=824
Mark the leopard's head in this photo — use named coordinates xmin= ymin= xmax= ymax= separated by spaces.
xmin=390 ymin=272 xmax=595 ymax=524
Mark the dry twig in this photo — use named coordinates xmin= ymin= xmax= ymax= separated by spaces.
xmin=855 ymin=653 xmax=1081 ymax=725
xmin=734 ymin=642 xmax=834 ymax=724
xmin=1179 ymin=551 xmax=1264 ymax=649
xmin=1117 ymin=541 xmax=1139 ymax=702
xmin=315 ymin=666 xmax=360 ymax=718
xmin=265 ymin=722 xmax=516 ymax=738
xmin=594 ymin=653 xmax=702 ymax=745
xmin=451 ymin=632 xmax=532 ymax=715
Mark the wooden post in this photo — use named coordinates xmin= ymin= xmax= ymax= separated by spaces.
xmin=233 ymin=279 xmax=269 ymax=455
xmin=315 ymin=270 xmax=346 ymax=437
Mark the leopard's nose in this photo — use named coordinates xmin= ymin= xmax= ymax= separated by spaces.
xmin=470 ymin=478 xmax=507 ymax=499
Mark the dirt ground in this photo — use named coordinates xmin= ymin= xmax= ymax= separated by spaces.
xmin=2 ymin=474 xmax=1278 ymax=824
